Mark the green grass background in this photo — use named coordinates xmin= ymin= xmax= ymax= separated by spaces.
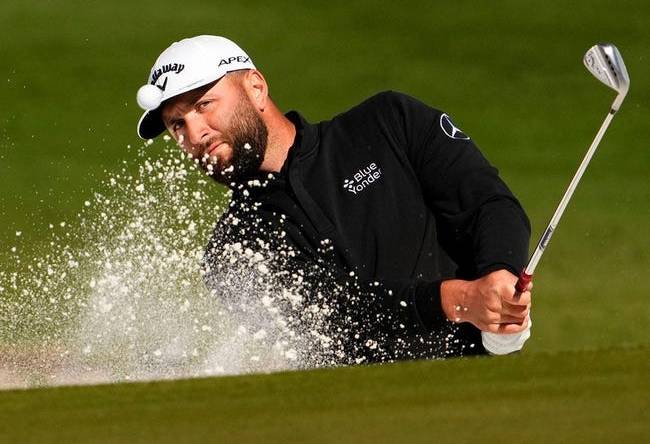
xmin=1 ymin=0 xmax=649 ymax=441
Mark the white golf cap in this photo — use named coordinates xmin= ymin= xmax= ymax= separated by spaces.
xmin=136 ymin=35 xmax=255 ymax=139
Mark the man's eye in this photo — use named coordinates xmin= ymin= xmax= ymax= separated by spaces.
xmin=197 ymin=101 xmax=211 ymax=111
xmin=173 ymin=121 xmax=184 ymax=132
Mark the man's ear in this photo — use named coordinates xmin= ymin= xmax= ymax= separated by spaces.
xmin=244 ymin=69 xmax=269 ymax=111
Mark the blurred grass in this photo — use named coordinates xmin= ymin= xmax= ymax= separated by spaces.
xmin=1 ymin=0 xmax=649 ymax=353
xmin=1 ymin=346 xmax=649 ymax=443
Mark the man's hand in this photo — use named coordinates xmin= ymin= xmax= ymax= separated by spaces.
xmin=440 ymin=269 xmax=532 ymax=334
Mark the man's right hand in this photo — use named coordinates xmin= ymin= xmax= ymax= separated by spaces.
xmin=440 ymin=269 xmax=531 ymax=334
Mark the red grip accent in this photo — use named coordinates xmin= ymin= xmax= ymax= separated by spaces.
xmin=515 ymin=271 xmax=533 ymax=293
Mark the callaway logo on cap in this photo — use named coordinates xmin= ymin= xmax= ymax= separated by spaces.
xmin=136 ymin=35 xmax=255 ymax=140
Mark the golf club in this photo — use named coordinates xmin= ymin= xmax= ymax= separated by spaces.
xmin=482 ymin=43 xmax=629 ymax=355
xmin=515 ymin=42 xmax=630 ymax=292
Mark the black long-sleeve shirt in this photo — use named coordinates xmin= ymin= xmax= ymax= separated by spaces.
xmin=203 ymin=91 xmax=530 ymax=364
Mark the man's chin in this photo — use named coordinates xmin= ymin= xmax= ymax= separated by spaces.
xmin=205 ymin=163 xmax=260 ymax=186
xmin=202 ymin=154 xmax=264 ymax=186
xmin=204 ymin=165 xmax=235 ymax=185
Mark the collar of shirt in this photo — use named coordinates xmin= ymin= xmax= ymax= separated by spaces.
xmin=281 ymin=110 xmax=319 ymax=176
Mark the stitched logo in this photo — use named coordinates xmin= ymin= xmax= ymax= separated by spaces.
xmin=440 ymin=113 xmax=470 ymax=140
xmin=150 ymin=63 xmax=185 ymax=85
xmin=155 ymin=76 xmax=168 ymax=91
xmin=343 ymin=162 xmax=382 ymax=195
xmin=218 ymin=55 xmax=251 ymax=67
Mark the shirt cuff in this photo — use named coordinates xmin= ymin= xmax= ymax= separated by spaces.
xmin=413 ymin=280 xmax=447 ymax=331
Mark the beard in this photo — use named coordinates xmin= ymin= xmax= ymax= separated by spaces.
xmin=202 ymin=89 xmax=269 ymax=185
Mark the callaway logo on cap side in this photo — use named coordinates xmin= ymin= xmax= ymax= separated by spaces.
xmin=150 ymin=63 xmax=185 ymax=84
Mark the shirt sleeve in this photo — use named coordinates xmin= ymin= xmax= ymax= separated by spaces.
xmin=377 ymin=91 xmax=531 ymax=278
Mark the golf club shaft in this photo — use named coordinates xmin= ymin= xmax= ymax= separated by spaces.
xmin=515 ymin=99 xmax=620 ymax=292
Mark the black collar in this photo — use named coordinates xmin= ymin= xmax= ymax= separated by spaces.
xmin=284 ymin=110 xmax=319 ymax=159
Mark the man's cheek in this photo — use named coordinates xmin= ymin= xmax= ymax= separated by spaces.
xmin=173 ymin=134 xmax=191 ymax=153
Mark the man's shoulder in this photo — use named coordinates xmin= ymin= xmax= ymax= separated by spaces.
xmin=334 ymin=90 xmax=415 ymax=116
xmin=355 ymin=90 xmax=409 ymax=106
xmin=327 ymin=91 xmax=442 ymax=128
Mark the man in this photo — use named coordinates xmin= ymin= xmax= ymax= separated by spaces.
xmin=136 ymin=35 xmax=532 ymax=364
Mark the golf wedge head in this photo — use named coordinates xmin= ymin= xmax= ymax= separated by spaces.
xmin=583 ymin=43 xmax=630 ymax=109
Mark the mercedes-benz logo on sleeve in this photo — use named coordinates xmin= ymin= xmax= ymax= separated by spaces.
xmin=440 ymin=113 xmax=470 ymax=140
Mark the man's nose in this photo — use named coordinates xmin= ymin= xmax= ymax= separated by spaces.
xmin=185 ymin=113 xmax=210 ymax=148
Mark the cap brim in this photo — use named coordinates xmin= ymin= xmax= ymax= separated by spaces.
xmin=137 ymin=107 xmax=166 ymax=140
xmin=135 ymin=75 xmax=219 ymax=140
xmin=135 ymin=71 xmax=247 ymax=140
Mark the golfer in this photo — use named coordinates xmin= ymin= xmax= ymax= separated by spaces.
xmin=136 ymin=35 xmax=532 ymax=362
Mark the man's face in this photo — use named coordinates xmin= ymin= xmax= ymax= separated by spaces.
xmin=161 ymin=73 xmax=268 ymax=184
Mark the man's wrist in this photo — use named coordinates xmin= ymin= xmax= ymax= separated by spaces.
xmin=440 ymin=279 xmax=469 ymax=323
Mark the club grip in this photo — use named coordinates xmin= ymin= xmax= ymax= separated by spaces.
xmin=515 ymin=271 xmax=533 ymax=293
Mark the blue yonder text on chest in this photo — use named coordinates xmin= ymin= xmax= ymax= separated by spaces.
xmin=344 ymin=162 xmax=382 ymax=194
